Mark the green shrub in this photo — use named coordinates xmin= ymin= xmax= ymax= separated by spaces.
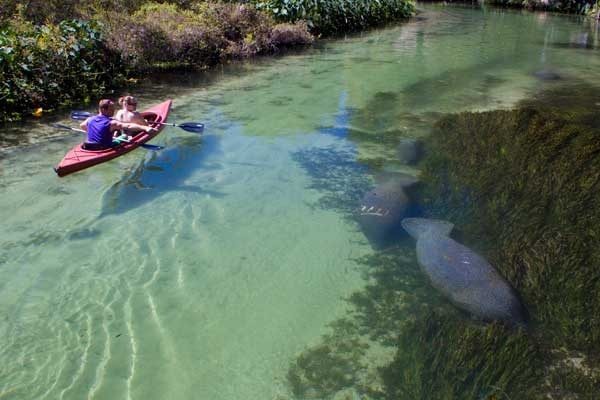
xmin=0 ymin=2 xmax=315 ymax=121
xmin=270 ymin=21 xmax=314 ymax=48
xmin=102 ymin=2 xmax=313 ymax=70
xmin=0 ymin=1 xmax=81 ymax=25
xmin=254 ymin=0 xmax=415 ymax=35
xmin=0 ymin=16 xmax=123 ymax=122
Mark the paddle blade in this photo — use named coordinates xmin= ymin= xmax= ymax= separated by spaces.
xmin=140 ymin=144 xmax=165 ymax=151
xmin=71 ymin=110 xmax=92 ymax=120
xmin=50 ymin=122 xmax=74 ymax=131
xmin=178 ymin=122 xmax=204 ymax=133
xmin=51 ymin=123 xmax=86 ymax=133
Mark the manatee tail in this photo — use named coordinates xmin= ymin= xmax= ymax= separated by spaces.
xmin=401 ymin=218 xmax=454 ymax=239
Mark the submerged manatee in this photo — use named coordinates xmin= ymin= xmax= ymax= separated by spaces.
xmin=533 ymin=69 xmax=562 ymax=81
xmin=397 ymin=138 xmax=424 ymax=165
xmin=402 ymin=218 xmax=527 ymax=326
xmin=357 ymin=173 xmax=419 ymax=248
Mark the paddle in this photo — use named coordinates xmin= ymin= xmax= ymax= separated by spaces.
xmin=70 ymin=111 xmax=205 ymax=134
xmin=50 ymin=123 xmax=164 ymax=151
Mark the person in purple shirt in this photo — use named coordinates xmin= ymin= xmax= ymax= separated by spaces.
xmin=79 ymin=99 xmax=156 ymax=150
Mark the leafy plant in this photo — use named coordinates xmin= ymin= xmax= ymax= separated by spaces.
xmin=254 ymin=0 xmax=415 ymax=35
xmin=0 ymin=16 xmax=123 ymax=122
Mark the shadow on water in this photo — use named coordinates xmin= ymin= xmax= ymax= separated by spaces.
xmin=291 ymin=146 xmax=372 ymax=215
xmin=298 ymin=96 xmax=425 ymax=250
xmin=99 ymin=134 xmax=226 ymax=217
xmin=315 ymin=97 xmax=363 ymax=140
xmin=292 ymin=93 xmax=373 ymax=215
xmin=314 ymin=91 xmax=379 ymax=140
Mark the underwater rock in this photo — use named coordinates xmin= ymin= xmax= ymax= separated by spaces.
xmin=533 ymin=69 xmax=562 ymax=81
xmin=401 ymin=218 xmax=527 ymax=326
xmin=396 ymin=138 xmax=424 ymax=165
xmin=357 ymin=173 xmax=419 ymax=248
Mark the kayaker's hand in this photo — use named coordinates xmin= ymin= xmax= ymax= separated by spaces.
xmin=145 ymin=126 xmax=158 ymax=133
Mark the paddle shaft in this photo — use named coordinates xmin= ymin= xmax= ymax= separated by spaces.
xmin=70 ymin=111 xmax=204 ymax=133
xmin=50 ymin=123 xmax=163 ymax=150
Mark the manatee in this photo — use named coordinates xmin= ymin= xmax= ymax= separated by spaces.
xmin=357 ymin=173 xmax=419 ymax=248
xmin=397 ymin=138 xmax=424 ymax=165
xmin=401 ymin=218 xmax=527 ymax=326
xmin=533 ymin=69 xmax=562 ymax=81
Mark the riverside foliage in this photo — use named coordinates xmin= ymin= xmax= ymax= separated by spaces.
xmin=0 ymin=0 xmax=413 ymax=123
xmin=254 ymin=0 xmax=415 ymax=34
xmin=0 ymin=17 xmax=122 ymax=122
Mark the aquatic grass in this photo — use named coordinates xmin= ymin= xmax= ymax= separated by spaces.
xmin=287 ymin=83 xmax=600 ymax=399
xmin=287 ymin=326 xmax=369 ymax=398
xmin=284 ymin=246 xmax=542 ymax=399
xmin=415 ymin=82 xmax=600 ymax=397
xmin=382 ymin=313 xmax=544 ymax=400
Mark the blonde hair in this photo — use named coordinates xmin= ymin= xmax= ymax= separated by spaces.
xmin=118 ymin=95 xmax=137 ymax=107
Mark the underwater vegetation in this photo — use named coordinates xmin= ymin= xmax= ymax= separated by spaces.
xmin=286 ymin=249 xmax=544 ymax=399
xmin=344 ymin=54 xmax=516 ymax=170
xmin=405 ymin=81 xmax=600 ymax=397
xmin=382 ymin=312 xmax=544 ymax=400
xmin=287 ymin=82 xmax=600 ymax=399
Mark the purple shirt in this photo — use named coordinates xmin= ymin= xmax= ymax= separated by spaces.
xmin=86 ymin=115 xmax=113 ymax=147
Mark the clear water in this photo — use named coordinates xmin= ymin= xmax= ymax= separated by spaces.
xmin=1 ymin=4 xmax=599 ymax=399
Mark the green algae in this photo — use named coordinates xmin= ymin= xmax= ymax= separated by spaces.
xmin=413 ymin=82 xmax=600 ymax=397
xmin=381 ymin=314 xmax=543 ymax=400
xmin=287 ymin=83 xmax=600 ymax=398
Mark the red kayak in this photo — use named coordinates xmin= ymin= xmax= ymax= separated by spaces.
xmin=54 ymin=99 xmax=172 ymax=177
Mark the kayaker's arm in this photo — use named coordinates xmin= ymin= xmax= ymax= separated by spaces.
xmin=110 ymin=120 xmax=157 ymax=133
xmin=80 ymin=118 xmax=90 ymax=131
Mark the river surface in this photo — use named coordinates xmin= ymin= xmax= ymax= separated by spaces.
xmin=1 ymin=4 xmax=599 ymax=399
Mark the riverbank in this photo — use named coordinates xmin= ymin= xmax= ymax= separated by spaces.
xmin=488 ymin=0 xmax=599 ymax=16
xmin=0 ymin=0 xmax=415 ymax=124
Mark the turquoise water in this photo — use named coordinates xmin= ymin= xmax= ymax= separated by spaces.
xmin=1 ymin=5 xmax=599 ymax=399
